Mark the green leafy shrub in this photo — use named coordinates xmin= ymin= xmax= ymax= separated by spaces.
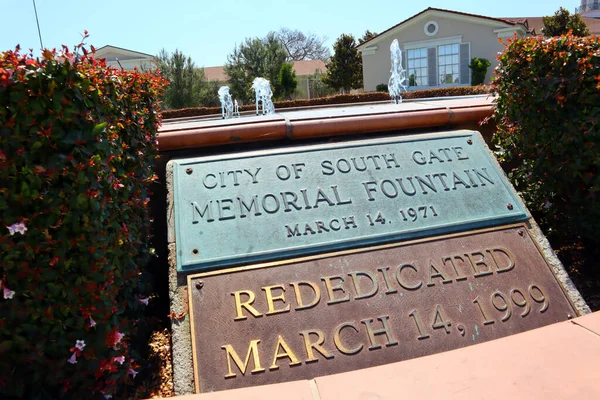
xmin=279 ymin=62 xmax=298 ymax=100
xmin=375 ymin=83 xmax=388 ymax=92
xmin=493 ymin=34 xmax=599 ymax=245
xmin=469 ymin=57 xmax=491 ymax=85
xmin=0 ymin=42 xmax=166 ymax=398
xmin=163 ymin=85 xmax=492 ymax=119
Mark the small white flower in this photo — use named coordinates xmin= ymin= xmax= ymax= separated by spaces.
xmin=128 ymin=368 xmax=138 ymax=378
xmin=67 ymin=353 xmax=77 ymax=364
xmin=75 ymin=340 xmax=86 ymax=351
xmin=138 ymin=297 xmax=149 ymax=306
xmin=16 ymin=222 xmax=27 ymax=235
xmin=114 ymin=356 xmax=125 ymax=365
xmin=3 ymin=287 xmax=15 ymax=300
xmin=89 ymin=316 xmax=96 ymax=327
xmin=7 ymin=222 xmax=27 ymax=236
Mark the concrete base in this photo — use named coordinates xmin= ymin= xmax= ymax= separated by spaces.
xmin=167 ymin=163 xmax=195 ymax=395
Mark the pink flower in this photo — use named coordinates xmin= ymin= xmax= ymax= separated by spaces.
xmin=75 ymin=340 xmax=85 ymax=351
xmin=112 ymin=331 xmax=124 ymax=349
xmin=128 ymin=368 xmax=138 ymax=378
xmin=89 ymin=316 xmax=96 ymax=327
xmin=3 ymin=287 xmax=15 ymax=300
xmin=67 ymin=353 xmax=77 ymax=364
xmin=138 ymin=297 xmax=149 ymax=306
xmin=114 ymin=356 xmax=125 ymax=365
xmin=7 ymin=222 xmax=27 ymax=235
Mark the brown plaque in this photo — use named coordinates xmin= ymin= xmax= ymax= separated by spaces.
xmin=188 ymin=224 xmax=577 ymax=393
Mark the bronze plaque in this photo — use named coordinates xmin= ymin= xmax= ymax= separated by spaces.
xmin=188 ymin=225 xmax=577 ymax=393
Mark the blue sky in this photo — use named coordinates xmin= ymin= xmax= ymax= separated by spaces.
xmin=1 ymin=1 xmax=576 ymax=67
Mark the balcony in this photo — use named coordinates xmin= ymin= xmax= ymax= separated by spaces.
xmin=576 ymin=1 xmax=600 ymax=13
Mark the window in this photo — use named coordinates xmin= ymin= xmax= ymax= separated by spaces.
xmin=437 ymin=44 xmax=460 ymax=84
xmin=407 ymin=48 xmax=428 ymax=87
xmin=424 ymin=21 xmax=439 ymax=37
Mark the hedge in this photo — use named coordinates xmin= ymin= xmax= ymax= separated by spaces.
xmin=0 ymin=42 xmax=166 ymax=398
xmin=493 ymin=33 xmax=599 ymax=245
xmin=163 ymin=85 xmax=492 ymax=119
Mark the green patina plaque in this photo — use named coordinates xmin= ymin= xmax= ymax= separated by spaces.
xmin=171 ymin=131 xmax=528 ymax=272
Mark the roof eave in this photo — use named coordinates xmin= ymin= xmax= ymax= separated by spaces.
xmin=356 ymin=7 xmax=518 ymax=49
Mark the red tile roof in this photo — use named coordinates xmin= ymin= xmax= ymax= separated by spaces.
xmin=291 ymin=59 xmax=327 ymax=75
xmin=203 ymin=66 xmax=228 ymax=82
xmin=583 ymin=17 xmax=600 ymax=35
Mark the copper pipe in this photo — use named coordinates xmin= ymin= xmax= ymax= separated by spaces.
xmin=158 ymin=120 xmax=287 ymax=150
xmin=157 ymin=103 xmax=494 ymax=151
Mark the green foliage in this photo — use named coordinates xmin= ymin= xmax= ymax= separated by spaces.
xmin=224 ymin=33 xmax=288 ymax=103
xmin=278 ymin=62 xmax=297 ymax=99
xmin=155 ymin=48 xmax=217 ymax=108
xmin=468 ymin=57 xmax=491 ymax=85
xmin=0 ymin=42 xmax=165 ymax=398
xmin=542 ymin=7 xmax=590 ymax=37
xmin=375 ymin=83 xmax=388 ymax=92
xmin=162 ymin=85 xmax=492 ymax=119
xmin=305 ymin=70 xmax=336 ymax=99
xmin=323 ymin=34 xmax=363 ymax=93
xmin=358 ymin=30 xmax=378 ymax=45
xmin=493 ymin=34 xmax=599 ymax=245
xmin=409 ymin=74 xmax=417 ymax=86
xmin=200 ymin=80 xmax=222 ymax=107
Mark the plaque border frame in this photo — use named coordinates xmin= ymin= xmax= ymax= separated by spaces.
xmin=172 ymin=130 xmax=529 ymax=272
xmin=186 ymin=223 xmax=578 ymax=394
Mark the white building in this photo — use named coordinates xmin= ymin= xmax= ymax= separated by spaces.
xmin=94 ymin=45 xmax=156 ymax=71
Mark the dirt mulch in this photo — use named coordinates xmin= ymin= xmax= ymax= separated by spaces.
xmin=556 ymin=240 xmax=600 ymax=312
xmin=129 ymin=329 xmax=174 ymax=399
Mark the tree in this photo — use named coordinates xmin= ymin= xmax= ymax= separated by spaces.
xmin=307 ymin=70 xmax=336 ymax=98
xmin=276 ymin=28 xmax=331 ymax=62
xmin=224 ymin=33 xmax=288 ymax=103
xmin=468 ymin=57 xmax=491 ymax=85
xmin=542 ymin=7 xmax=590 ymax=37
xmin=155 ymin=48 xmax=213 ymax=109
xmin=279 ymin=62 xmax=298 ymax=99
xmin=322 ymin=34 xmax=363 ymax=93
xmin=199 ymin=80 xmax=221 ymax=107
xmin=358 ymin=30 xmax=378 ymax=45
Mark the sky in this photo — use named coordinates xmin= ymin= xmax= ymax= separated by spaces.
xmin=1 ymin=0 xmax=579 ymax=68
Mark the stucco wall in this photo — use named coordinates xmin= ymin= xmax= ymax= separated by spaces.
xmin=105 ymin=59 xmax=156 ymax=71
xmin=361 ymin=15 xmax=508 ymax=91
